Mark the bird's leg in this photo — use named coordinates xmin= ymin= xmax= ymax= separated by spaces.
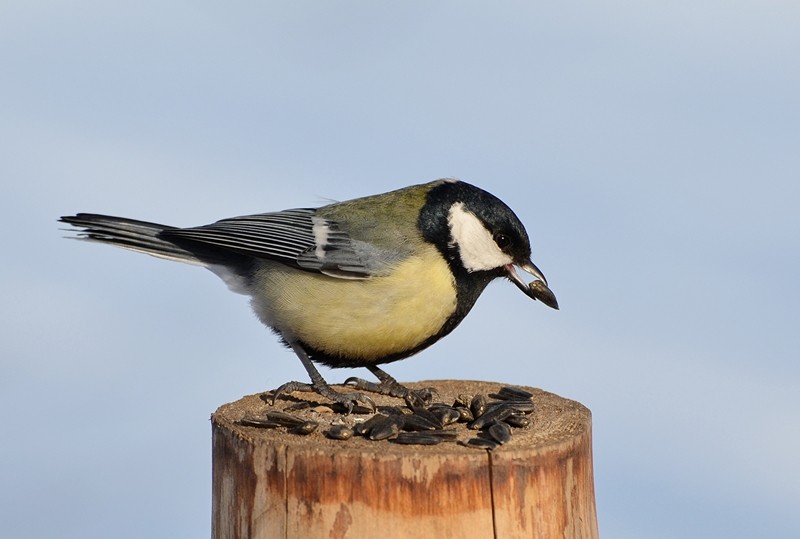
xmin=345 ymin=365 xmax=437 ymax=407
xmin=271 ymin=343 xmax=375 ymax=413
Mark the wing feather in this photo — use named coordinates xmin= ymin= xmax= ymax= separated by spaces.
xmin=161 ymin=208 xmax=373 ymax=278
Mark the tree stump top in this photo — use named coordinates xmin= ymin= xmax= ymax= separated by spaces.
xmin=211 ymin=380 xmax=597 ymax=538
xmin=212 ymin=380 xmax=591 ymax=456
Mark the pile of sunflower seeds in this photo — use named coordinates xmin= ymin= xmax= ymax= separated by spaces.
xmin=238 ymin=386 xmax=535 ymax=451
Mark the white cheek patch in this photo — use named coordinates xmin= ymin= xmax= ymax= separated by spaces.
xmin=447 ymin=202 xmax=513 ymax=272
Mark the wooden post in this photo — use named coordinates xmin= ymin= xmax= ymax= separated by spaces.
xmin=211 ymin=381 xmax=598 ymax=539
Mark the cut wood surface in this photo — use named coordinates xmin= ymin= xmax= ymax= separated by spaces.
xmin=211 ymin=380 xmax=598 ymax=539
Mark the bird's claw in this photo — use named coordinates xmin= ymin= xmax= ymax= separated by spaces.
xmin=404 ymin=387 xmax=438 ymax=408
xmin=344 ymin=376 xmax=387 ymax=394
xmin=271 ymin=381 xmax=313 ymax=404
xmin=271 ymin=380 xmax=375 ymax=414
xmin=344 ymin=377 xmax=437 ymax=407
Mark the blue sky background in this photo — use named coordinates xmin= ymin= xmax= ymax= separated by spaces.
xmin=2 ymin=2 xmax=798 ymax=537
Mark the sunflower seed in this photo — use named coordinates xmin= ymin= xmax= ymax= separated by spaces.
xmin=392 ymin=433 xmax=443 ymax=446
xmin=430 ymin=406 xmax=462 ymax=426
xmin=238 ymin=417 xmax=282 ymax=429
xmin=503 ymin=401 xmax=535 ymax=414
xmin=470 ymin=394 xmax=488 ymax=419
xmin=528 ymin=279 xmax=559 ymax=309
xmin=326 ymin=424 xmax=354 ymax=440
xmin=353 ymin=413 xmax=391 ymax=436
xmin=264 ymin=410 xmax=306 ymax=427
xmin=290 ymin=421 xmax=319 ymax=435
xmin=469 ymin=405 xmax=514 ymax=430
xmin=504 ymin=415 xmax=532 ymax=428
xmin=454 ymin=406 xmax=474 ymax=423
xmin=491 ymin=386 xmax=534 ymax=401
xmin=401 ymin=414 xmax=440 ymax=432
xmin=409 ymin=406 xmax=444 ymax=428
xmin=487 ymin=421 xmax=513 ymax=444
xmin=367 ymin=415 xmax=402 ymax=440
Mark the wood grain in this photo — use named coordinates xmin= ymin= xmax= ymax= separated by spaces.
xmin=211 ymin=380 xmax=598 ymax=539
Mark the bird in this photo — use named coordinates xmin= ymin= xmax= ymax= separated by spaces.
xmin=60 ymin=179 xmax=558 ymax=411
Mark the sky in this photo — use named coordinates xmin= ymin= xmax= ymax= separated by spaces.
xmin=2 ymin=1 xmax=799 ymax=537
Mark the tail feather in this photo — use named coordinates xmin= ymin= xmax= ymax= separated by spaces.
xmin=59 ymin=213 xmax=204 ymax=265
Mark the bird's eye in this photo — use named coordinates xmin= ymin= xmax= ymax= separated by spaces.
xmin=494 ymin=233 xmax=511 ymax=249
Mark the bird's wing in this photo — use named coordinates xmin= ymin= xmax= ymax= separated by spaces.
xmin=161 ymin=208 xmax=376 ymax=279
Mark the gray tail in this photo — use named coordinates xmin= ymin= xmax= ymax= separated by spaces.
xmin=59 ymin=213 xmax=204 ymax=266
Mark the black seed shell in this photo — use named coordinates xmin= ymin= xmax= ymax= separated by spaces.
xmin=488 ymin=421 xmax=513 ymax=444
xmin=326 ymin=425 xmax=354 ymax=440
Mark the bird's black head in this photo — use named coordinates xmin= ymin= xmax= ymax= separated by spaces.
xmin=418 ymin=179 xmax=558 ymax=309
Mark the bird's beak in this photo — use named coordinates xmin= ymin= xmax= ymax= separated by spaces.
xmin=505 ymin=261 xmax=559 ymax=310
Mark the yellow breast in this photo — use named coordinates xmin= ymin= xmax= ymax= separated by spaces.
xmin=251 ymin=245 xmax=457 ymax=361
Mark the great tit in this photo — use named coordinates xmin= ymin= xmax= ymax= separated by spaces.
xmin=60 ymin=179 xmax=558 ymax=410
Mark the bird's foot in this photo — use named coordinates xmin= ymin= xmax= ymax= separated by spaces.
xmin=344 ymin=377 xmax=438 ymax=408
xmin=271 ymin=380 xmax=375 ymax=414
